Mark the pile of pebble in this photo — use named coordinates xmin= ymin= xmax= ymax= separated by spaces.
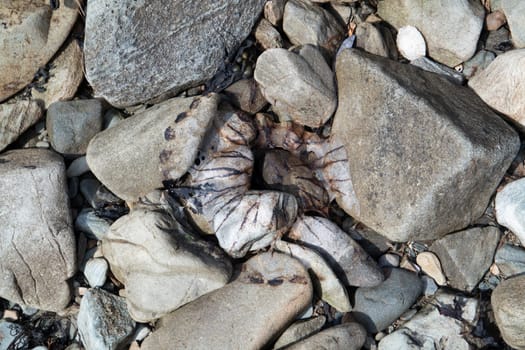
xmin=1 ymin=0 xmax=525 ymax=349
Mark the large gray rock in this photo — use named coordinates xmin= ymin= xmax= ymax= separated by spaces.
xmin=0 ymin=1 xmax=78 ymax=102
xmin=333 ymin=49 xmax=520 ymax=242
xmin=377 ymin=0 xmax=484 ymax=66
xmin=0 ymin=100 xmax=42 ymax=152
xmin=141 ymin=252 xmax=313 ymax=350
xmin=87 ymin=94 xmax=219 ymax=201
xmin=430 ymin=226 xmax=500 ymax=292
xmin=282 ymin=0 xmax=345 ymax=55
xmin=491 ymin=275 xmax=525 ymax=350
xmin=78 ymin=288 xmax=136 ymax=350
xmin=378 ymin=291 xmax=478 ymax=350
xmin=469 ymin=49 xmax=525 ymax=130
xmin=254 ymin=46 xmax=336 ymax=127
xmin=501 ymin=0 xmax=525 ymax=48
xmin=284 ymin=323 xmax=366 ymax=350
xmin=47 ymin=100 xmax=104 ymax=156
xmin=102 ymin=209 xmax=232 ymax=322
xmin=0 ymin=149 xmax=76 ymax=312
xmin=288 ymin=216 xmax=383 ymax=287
xmin=84 ymin=0 xmax=265 ymax=107
xmin=351 ymin=268 xmax=422 ymax=333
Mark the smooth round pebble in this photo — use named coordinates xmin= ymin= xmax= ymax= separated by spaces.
xmin=421 ymin=275 xmax=439 ymax=296
xmin=396 ymin=26 xmax=426 ymax=61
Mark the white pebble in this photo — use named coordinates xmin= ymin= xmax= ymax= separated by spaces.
xmin=495 ymin=178 xmax=525 ymax=245
xmin=396 ymin=25 xmax=426 ymax=61
xmin=83 ymin=258 xmax=109 ymax=288
xmin=35 ymin=141 xmax=50 ymax=148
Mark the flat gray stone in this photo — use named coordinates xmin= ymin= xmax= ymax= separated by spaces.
xmin=0 ymin=149 xmax=76 ymax=312
xmin=141 ymin=252 xmax=313 ymax=350
xmin=283 ymin=0 xmax=345 ymax=55
xmin=87 ymin=94 xmax=219 ymax=201
xmin=0 ymin=2 xmax=78 ymax=102
xmin=495 ymin=244 xmax=525 ymax=277
xmin=78 ymin=288 xmax=136 ymax=350
xmin=284 ymin=323 xmax=366 ymax=350
xmin=255 ymin=18 xmax=284 ymax=50
xmin=501 ymin=0 xmax=525 ymax=48
xmin=469 ymin=49 xmax=525 ymax=130
xmin=288 ymin=216 xmax=383 ymax=287
xmin=273 ymin=316 xmax=326 ymax=349
xmin=102 ymin=209 xmax=232 ymax=322
xmin=352 ymin=268 xmax=423 ymax=333
xmin=492 ymin=275 xmax=525 ymax=350
xmin=0 ymin=99 xmax=42 ymax=152
xmin=378 ymin=291 xmax=478 ymax=350
xmin=254 ymin=46 xmax=336 ymax=127
xmin=47 ymin=100 xmax=104 ymax=156
xmin=495 ymin=177 xmax=525 ymax=244
xmin=333 ymin=49 xmax=520 ymax=242
xmin=410 ymin=57 xmax=465 ymax=84
xmin=430 ymin=226 xmax=500 ymax=291
xmin=84 ymin=0 xmax=265 ymax=107
xmin=377 ymin=0 xmax=484 ymax=66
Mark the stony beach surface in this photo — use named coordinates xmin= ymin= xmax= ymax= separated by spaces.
xmin=1 ymin=0 xmax=525 ymax=349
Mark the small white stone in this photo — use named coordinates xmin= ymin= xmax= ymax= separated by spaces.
xmin=134 ymin=324 xmax=151 ymax=342
xmin=396 ymin=26 xmax=427 ymax=61
xmin=35 ymin=141 xmax=50 ymax=148
xmin=416 ymin=251 xmax=447 ymax=286
xmin=83 ymin=258 xmax=109 ymax=288
xmin=495 ymin=178 xmax=525 ymax=245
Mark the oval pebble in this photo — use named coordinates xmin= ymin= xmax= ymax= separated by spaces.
xmin=67 ymin=156 xmax=90 ymax=177
xmin=416 ymin=251 xmax=446 ymax=286
xmin=396 ymin=26 xmax=426 ymax=61
xmin=83 ymin=258 xmax=109 ymax=288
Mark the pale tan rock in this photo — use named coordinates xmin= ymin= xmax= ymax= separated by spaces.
xmin=416 ymin=251 xmax=447 ymax=286
xmin=0 ymin=1 xmax=79 ymax=102
xmin=255 ymin=18 xmax=284 ymax=50
xmin=486 ymin=10 xmax=507 ymax=31
xmin=264 ymin=0 xmax=286 ymax=26
xmin=284 ymin=323 xmax=366 ymax=350
xmin=0 ymin=99 xmax=42 ymax=152
xmin=492 ymin=275 xmax=525 ymax=350
xmin=32 ymin=39 xmax=84 ymax=109
xmin=469 ymin=49 xmax=525 ymax=129
xmin=273 ymin=316 xmax=326 ymax=349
